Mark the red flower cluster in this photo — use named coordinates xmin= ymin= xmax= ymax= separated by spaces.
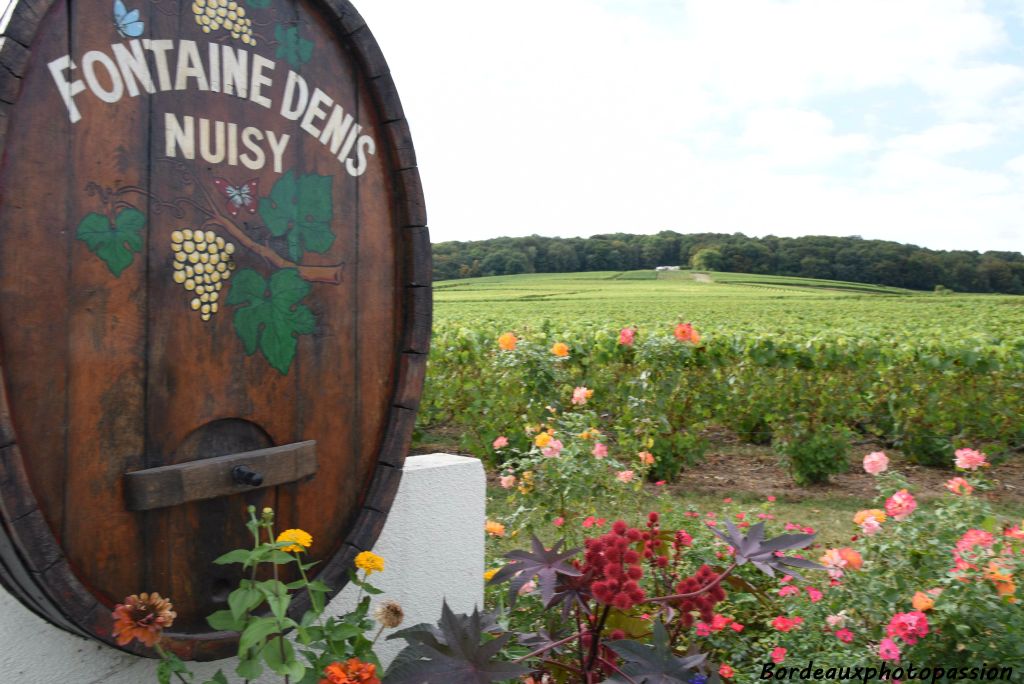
xmin=584 ymin=520 xmax=647 ymax=610
xmin=673 ymin=564 xmax=727 ymax=627
xmin=886 ymin=611 xmax=929 ymax=645
xmin=771 ymin=615 xmax=804 ymax=632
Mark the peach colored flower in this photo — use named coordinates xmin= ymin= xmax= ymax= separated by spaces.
xmin=111 ymin=593 xmax=176 ymax=647
xmin=838 ymin=548 xmax=863 ymax=571
xmin=945 ymin=477 xmax=973 ymax=495
xmin=550 ymin=342 xmax=570 ymax=357
xmin=485 ymin=520 xmax=506 ymax=537
xmin=492 ymin=435 xmax=509 ymax=449
xmin=862 ymin=451 xmax=889 ymax=475
xmin=542 ymin=439 xmax=564 ymax=457
xmin=572 ymin=386 xmax=593 ymax=405
xmin=854 ymin=509 xmax=887 ymax=525
xmin=498 ymin=474 xmax=516 ymax=489
xmin=912 ymin=591 xmax=935 ymax=612
xmin=518 ymin=579 xmax=537 ymax=595
xmin=497 ymin=332 xmax=517 ymax=351
xmin=616 ymin=470 xmax=635 ymax=483
xmin=592 ymin=443 xmax=608 ymax=458
xmin=638 ymin=451 xmax=654 ymax=465
xmin=954 ymin=448 xmax=988 ymax=470
xmin=673 ymin=322 xmax=700 ymax=344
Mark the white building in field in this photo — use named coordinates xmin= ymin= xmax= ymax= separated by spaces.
xmin=655 ymin=266 xmax=680 ymax=271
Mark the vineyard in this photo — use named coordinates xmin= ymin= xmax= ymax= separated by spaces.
xmin=419 ymin=270 xmax=1024 ymax=485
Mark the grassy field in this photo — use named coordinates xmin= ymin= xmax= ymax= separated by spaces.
xmin=433 ymin=269 xmax=1024 ymax=340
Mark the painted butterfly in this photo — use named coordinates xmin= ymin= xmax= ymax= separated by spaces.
xmin=113 ymin=0 xmax=145 ymax=37
xmin=213 ymin=178 xmax=259 ymax=217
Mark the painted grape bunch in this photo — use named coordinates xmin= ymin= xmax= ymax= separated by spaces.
xmin=191 ymin=0 xmax=256 ymax=45
xmin=170 ymin=229 xmax=237 ymax=322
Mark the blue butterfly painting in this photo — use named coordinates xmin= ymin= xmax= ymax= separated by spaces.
xmin=113 ymin=0 xmax=144 ymax=38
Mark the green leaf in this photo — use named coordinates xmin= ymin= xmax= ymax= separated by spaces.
xmin=264 ymin=636 xmax=304 ymax=678
xmin=201 ymin=672 xmax=229 ymax=684
xmin=229 ymin=586 xmax=264 ymax=621
xmin=207 ymin=609 xmax=246 ymax=632
xmin=275 ymin=24 xmax=314 ymax=68
xmin=212 ymin=549 xmax=253 ymax=566
xmin=239 ymin=616 xmax=281 ymax=652
xmin=226 ymin=268 xmax=316 ymax=374
xmin=235 ymin=657 xmax=263 ymax=680
xmin=257 ymin=171 xmax=335 ymax=261
xmin=75 ymin=208 xmax=146 ymax=277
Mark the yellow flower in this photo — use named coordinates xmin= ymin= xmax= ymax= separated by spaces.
xmin=550 ymin=342 xmax=570 ymax=357
xmin=498 ymin=332 xmax=517 ymax=351
xmin=483 ymin=568 xmax=498 ymax=582
xmin=355 ymin=550 xmax=385 ymax=576
xmin=485 ymin=520 xmax=506 ymax=537
xmin=534 ymin=432 xmax=552 ymax=448
xmin=276 ymin=528 xmax=313 ymax=553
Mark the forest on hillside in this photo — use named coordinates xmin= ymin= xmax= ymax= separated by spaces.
xmin=431 ymin=231 xmax=1024 ymax=293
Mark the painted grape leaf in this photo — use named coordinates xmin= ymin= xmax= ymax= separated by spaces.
xmin=275 ymin=24 xmax=313 ymax=68
xmin=258 ymin=171 xmax=335 ymax=262
xmin=225 ymin=268 xmax=316 ymax=374
xmin=246 ymin=0 xmax=270 ymax=7
xmin=76 ymin=208 xmax=145 ymax=277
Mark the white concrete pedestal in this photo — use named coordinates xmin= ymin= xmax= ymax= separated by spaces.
xmin=0 ymin=453 xmax=484 ymax=683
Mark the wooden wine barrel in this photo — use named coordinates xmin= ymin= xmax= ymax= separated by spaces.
xmin=0 ymin=0 xmax=429 ymax=660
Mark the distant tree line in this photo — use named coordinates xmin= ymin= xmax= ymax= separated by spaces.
xmin=431 ymin=231 xmax=1024 ymax=293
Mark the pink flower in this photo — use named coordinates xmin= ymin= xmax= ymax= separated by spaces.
xmin=655 ymin=480 xmax=666 ymax=486
xmin=618 ymin=327 xmax=636 ymax=346
xmin=878 ymin=637 xmax=901 ymax=661
xmin=492 ymin=436 xmax=509 ymax=449
xmin=806 ymin=587 xmax=823 ymax=603
xmin=542 ymin=439 xmax=564 ymax=457
xmin=835 ymin=628 xmax=854 ymax=643
xmin=571 ymin=386 xmax=592 ymax=405
xmin=954 ymin=448 xmax=988 ymax=470
xmin=617 ymin=470 xmax=635 ymax=483
xmin=695 ymin=622 xmax=711 ymax=637
xmin=710 ymin=614 xmax=732 ymax=631
xmin=592 ymin=443 xmax=608 ymax=459
xmin=638 ymin=451 xmax=654 ymax=465
xmin=582 ymin=516 xmax=606 ymax=529
xmin=518 ymin=580 xmax=537 ymax=596
xmin=771 ymin=647 xmax=787 ymax=664
xmin=861 ymin=517 xmax=883 ymax=536
xmin=553 ymin=517 xmax=564 ymax=527
xmin=777 ymin=586 xmax=799 ymax=598
xmin=887 ymin=611 xmax=929 ymax=645
xmin=730 ymin=622 xmax=744 ymax=632
xmin=767 ymin=495 xmax=777 ymax=502
xmin=945 ymin=477 xmax=973 ymax=495
xmin=826 ymin=614 xmax=847 ymax=629
xmin=723 ymin=497 xmax=733 ymax=503
xmin=885 ymin=489 xmax=917 ymax=521
xmin=498 ymin=474 xmax=516 ymax=489
xmin=771 ymin=616 xmax=803 ymax=632
xmin=863 ymin=451 xmax=889 ymax=475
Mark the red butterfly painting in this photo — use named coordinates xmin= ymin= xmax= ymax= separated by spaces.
xmin=212 ymin=177 xmax=259 ymax=217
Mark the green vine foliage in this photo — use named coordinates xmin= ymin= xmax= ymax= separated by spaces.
xmin=274 ymin=24 xmax=314 ymax=69
xmin=258 ymin=171 xmax=335 ymax=263
xmin=225 ymin=268 xmax=316 ymax=374
xmin=76 ymin=207 xmax=146 ymax=277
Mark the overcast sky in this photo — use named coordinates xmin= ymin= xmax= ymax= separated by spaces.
xmin=358 ymin=0 xmax=1024 ymax=253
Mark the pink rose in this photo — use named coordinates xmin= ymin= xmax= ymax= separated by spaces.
xmin=498 ymin=474 xmax=516 ymax=489
xmin=954 ymin=448 xmax=987 ymax=470
xmin=945 ymin=477 xmax=973 ymax=496
xmin=806 ymin=587 xmax=823 ymax=603
xmin=860 ymin=517 xmax=882 ymax=536
xmin=878 ymin=637 xmax=901 ymax=662
xmin=571 ymin=386 xmax=591 ymax=406
xmin=885 ymin=489 xmax=917 ymax=521
xmin=826 ymin=614 xmax=847 ymax=629
xmin=592 ymin=443 xmax=608 ymax=459
xmin=542 ymin=439 xmax=563 ymax=457
xmin=518 ymin=580 xmax=537 ymax=596
xmin=492 ymin=436 xmax=508 ymax=449
xmin=616 ymin=470 xmax=635 ymax=483
xmin=618 ymin=327 xmax=636 ymax=346
xmin=835 ymin=628 xmax=854 ymax=643
xmin=553 ymin=517 xmax=564 ymax=527
xmin=863 ymin=451 xmax=889 ymax=475
xmin=771 ymin=647 xmax=787 ymax=664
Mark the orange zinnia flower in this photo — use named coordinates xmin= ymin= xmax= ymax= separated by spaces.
xmin=498 ymin=332 xmax=517 ymax=351
xmin=485 ymin=520 xmax=506 ymax=537
xmin=320 ymin=658 xmax=380 ymax=684
xmin=550 ymin=342 xmax=570 ymax=357
xmin=912 ymin=591 xmax=935 ymax=611
xmin=111 ymin=592 xmax=176 ymax=647
xmin=837 ymin=547 xmax=863 ymax=571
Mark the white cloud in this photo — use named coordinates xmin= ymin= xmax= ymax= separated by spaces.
xmin=357 ymin=0 xmax=1024 ymax=252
